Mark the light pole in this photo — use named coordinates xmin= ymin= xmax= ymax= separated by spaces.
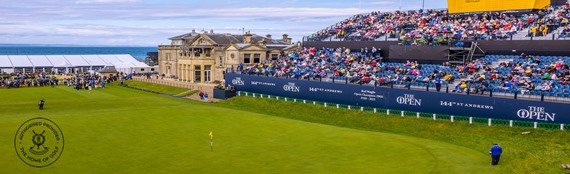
xmin=422 ymin=0 xmax=425 ymax=10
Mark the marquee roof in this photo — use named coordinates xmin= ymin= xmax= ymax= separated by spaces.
xmin=0 ymin=54 xmax=148 ymax=68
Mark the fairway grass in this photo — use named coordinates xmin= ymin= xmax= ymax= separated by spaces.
xmin=0 ymin=86 xmax=493 ymax=173
xmin=220 ymin=97 xmax=570 ymax=174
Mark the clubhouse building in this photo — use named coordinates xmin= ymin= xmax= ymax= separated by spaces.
xmin=158 ymin=30 xmax=297 ymax=83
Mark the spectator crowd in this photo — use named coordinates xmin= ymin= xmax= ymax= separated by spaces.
xmin=459 ymin=53 xmax=570 ymax=95
xmin=234 ymin=47 xmax=570 ymax=97
xmin=1 ymin=72 xmax=59 ymax=88
xmin=307 ymin=2 xmax=570 ymax=44
xmin=237 ymin=47 xmax=458 ymax=87
xmin=1 ymin=72 xmax=122 ymax=91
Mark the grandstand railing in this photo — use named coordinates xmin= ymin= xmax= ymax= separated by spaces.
xmin=237 ymin=91 xmax=568 ymax=131
xmin=304 ymin=32 xmax=570 ymax=43
xmin=226 ymin=68 xmax=570 ymax=104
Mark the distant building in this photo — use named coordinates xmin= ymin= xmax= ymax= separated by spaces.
xmin=97 ymin=66 xmax=118 ymax=77
xmin=158 ymin=30 xmax=298 ymax=83
xmin=134 ymin=66 xmax=159 ymax=74
xmin=145 ymin=52 xmax=158 ymax=66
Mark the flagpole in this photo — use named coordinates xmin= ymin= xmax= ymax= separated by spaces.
xmin=209 ymin=131 xmax=213 ymax=152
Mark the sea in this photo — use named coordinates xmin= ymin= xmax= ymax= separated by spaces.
xmin=0 ymin=47 xmax=157 ymax=61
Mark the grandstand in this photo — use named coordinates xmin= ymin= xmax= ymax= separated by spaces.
xmin=0 ymin=54 xmax=148 ymax=74
xmin=217 ymin=1 xmax=570 ymax=107
xmin=234 ymin=45 xmax=570 ymax=102
xmin=304 ymin=1 xmax=569 ymax=42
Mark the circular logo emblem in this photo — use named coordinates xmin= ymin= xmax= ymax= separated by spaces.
xmin=14 ymin=117 xmax=64 ymax=167
xmin=230 ymin=53 xmax=235 ymax=59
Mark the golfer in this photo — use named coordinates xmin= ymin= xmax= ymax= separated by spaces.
xmin=38 ymin=99 xmax=45 ymax=110
xmin=489 ymin=143 xmax=503 ymax=165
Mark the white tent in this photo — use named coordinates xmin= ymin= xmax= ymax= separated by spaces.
xmin=97 ymin=55 xmax=121 ymax=65
xmin=63 ymin=55 xmax=90 ymax=67
xmin=0 ymin=54 xmax=147 ymax=73
xmin=81 ymin=55 xmax=107 ymax=67
xmin=115 ymin=54 xmax=148 ymax=67
xmin=28 ymin=55 xmax=53 ymax=67
xmin=46 ymin=55 xmax=72 ymax=68
xmin=8 ymin=55 xmax=33 ymax=67
xmin=0 ymin=55 xmax=13 ymax=68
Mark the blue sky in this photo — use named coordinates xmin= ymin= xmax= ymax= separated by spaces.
xmin=0 ymin=0 xmax=447 ymax=46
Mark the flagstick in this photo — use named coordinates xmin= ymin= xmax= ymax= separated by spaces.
xmin=210 ymin=138 xmax=213 ymax=152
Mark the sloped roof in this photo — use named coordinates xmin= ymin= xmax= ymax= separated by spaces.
xmin=8 ymin=55 xmax=33 ymax=67
xmin=27 ymin=55 xmax=53 ymax=67
xmin=81 ymin=55 xmax=107 ymax=66
xmin=98 ymin=66 xmax=118 ymax=73
xmin=64 ymin=55 xmax=90 ymax=67
xmin=98 ymin=55 xmax=121 ymax=64
xmin=200 ymin=33 xmax=290 ymax=46
xmin=0 ymin=55 xmax=12 ymax=67
xmin=169 ymin=31 xmax=198 ymax=40
xmin=0 ymin=55 xmax=147 ymax=70
xmin=284 ymin=43 xmax=300 ymax=50
xmin=46 ymin=55 xmax=71 ymax=68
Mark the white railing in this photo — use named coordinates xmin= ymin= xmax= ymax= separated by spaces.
xmin=131 ymin=77 xmax=204 ymax=91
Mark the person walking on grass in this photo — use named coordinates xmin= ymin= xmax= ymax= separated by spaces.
xmin=38 ymin=99 xmax=45 ymax=110
xmin=489 ymin=143 xmax=502 ymax=165
xmin=199 ymin=91 xmax=204 ymax=100
xmin=204 ymin=93 xmax=209 ymax=102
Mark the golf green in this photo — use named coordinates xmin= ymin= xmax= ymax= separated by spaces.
xmin=0 ymin=86 xmax=491 ymax=173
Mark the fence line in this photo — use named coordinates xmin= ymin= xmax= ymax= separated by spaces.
xmin=237 ymin=91 xmax=568 ymax=131
xmin=131 ymin=77 xmax=205 ymax=91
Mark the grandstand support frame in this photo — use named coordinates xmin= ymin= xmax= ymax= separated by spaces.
xmin=448 ymin=42 xmax=485 ymax=65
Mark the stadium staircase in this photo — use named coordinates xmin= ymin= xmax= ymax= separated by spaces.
xmin=553 ymin=26 xmax=568 ymax=39
xmin=511 ymin=8 xmax=568 ymax=40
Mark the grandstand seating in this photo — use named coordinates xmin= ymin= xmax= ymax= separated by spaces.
xmin=238 ymin=46 xmax=570 ymax=99
xmin=306 ymin=3 xmax=570 ymax=43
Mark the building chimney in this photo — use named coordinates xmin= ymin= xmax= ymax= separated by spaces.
xmin=259 ymin=39 xmax=267 ymax=47
xmin=266 ymin=34 xmax=272 ymax=39
xmin=282 ymin=34 xmax=291 ymax=44
xmin=210 ymin=29 xmax=214 ymax=34
xmin=244 ymin=31 xmax=253 ymax=44
xmin=192 ymin=29 xmax=196 ymax=33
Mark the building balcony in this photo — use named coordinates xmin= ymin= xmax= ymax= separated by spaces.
xmin=159 ymin=45 xmax=182 ymax=49
xmin=178 ymin=54 xmax=214 ymax=60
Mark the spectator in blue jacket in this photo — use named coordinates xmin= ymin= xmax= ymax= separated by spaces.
xmin=489 ymin=144 xmax=503 ymax=165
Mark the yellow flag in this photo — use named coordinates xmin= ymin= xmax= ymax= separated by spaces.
xmin=209 ymin=131 xmax=213 ymax=139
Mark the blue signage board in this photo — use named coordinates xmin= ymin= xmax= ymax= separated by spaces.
xmin=226 ymin=74 xmax=568 ymax=124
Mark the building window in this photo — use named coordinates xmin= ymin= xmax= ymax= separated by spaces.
xmin=254 ymin=54 xmax=260 ymax=63
xmin=194 ymin=65 xmax=201 ymax=82
xmin=271 ymin=54 xmax=278 ymax=60
xmin=140 ymin=68 xmax=145 ymax=71
xmin=151 ymin=68 xmax=155 ymax=71
xmin=219 ymin=56 xmax=223 ymax=67
xmin=204 ymin=65 xmax=212 ymax=82
xmin=244 ymin=54 xmax=251 ymax=63
xmin=166 ymin=53 xmax=171 ymax=61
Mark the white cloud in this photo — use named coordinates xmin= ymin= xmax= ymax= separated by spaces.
xmin=371 ymin=1 xmax=395 ymax=5
xmin=74 ymin=0 xmax=140 ymax=4
xmin=0 ymin=0 xmax=446 ymax=45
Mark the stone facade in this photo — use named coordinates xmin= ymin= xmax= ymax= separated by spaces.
xmin=158 ymin=30 xmax=298 ymax=83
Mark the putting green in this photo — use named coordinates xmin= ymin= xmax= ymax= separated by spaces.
xmin=0 ymin=86 xmax=491 ymax=173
